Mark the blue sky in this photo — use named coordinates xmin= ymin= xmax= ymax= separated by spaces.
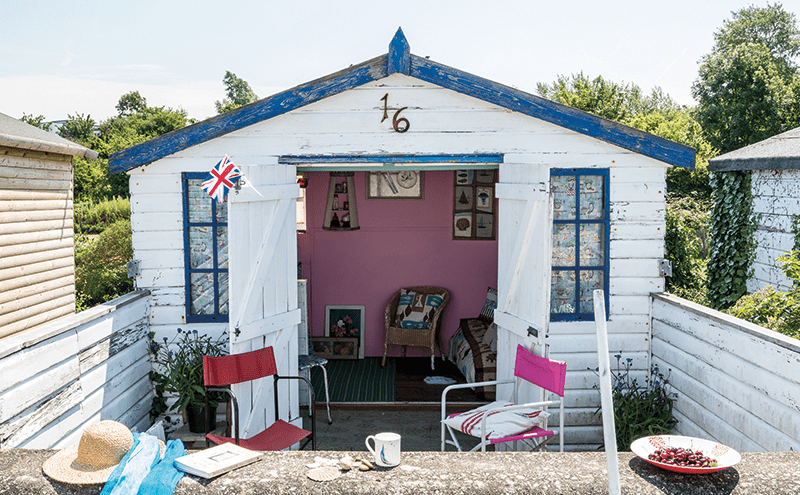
xmin=1 ymin=0 xmax=796 ymax=123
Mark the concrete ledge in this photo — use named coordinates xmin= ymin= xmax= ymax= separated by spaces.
xmin=3 ymin=449 xmax=800 ymax=494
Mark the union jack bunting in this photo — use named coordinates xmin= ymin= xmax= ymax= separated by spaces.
xmin=201 ymin=156 xmax=242 ymax=202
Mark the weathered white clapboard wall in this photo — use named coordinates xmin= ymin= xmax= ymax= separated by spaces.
xmin=750 ymin=169 xmax=800 ymax=292
xmin=651 ymin=292 xmax=800 ymax=452
xmin=0 ymin=291 xmax=152 ymax=449
xmin=129 ymin=74 xmax=671 ymax=448
xmin=0 ymin=146 xmax=75 ymax=339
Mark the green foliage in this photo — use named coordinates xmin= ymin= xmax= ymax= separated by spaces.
xmin=74 ymin=197 xmax=130 ymax=235
xmin=74 ymin=218 xmax=133 ymax=311
xmin=725 ymin=250 xmax=800 ymax=339
xmin=713 ymin=2 xmax=800 ymax=63
xmin=58 ymin=113 xmax=96 ymax=147
xmin=215 ymin=71 xmax=258 ymax=114
xmin=537 ymin=72 xmax=648 ymax=122
xmin=692 ymin=4 xmax=800 ymax=153
xmin=116 ymin=91 xmax=148 ymax=116
xmin=665 ymin=197 xmax=711 ymax=303
xmin=72 ymin=156 xmax=113 ymax=202
xmin=148 ymin=329 xmax=228 ymax=421
xmin=19 ymin=113 xmax=52 ymax=132
xmin=707 ymin=171 xmax=758 ymax=309
xmin=593 ymin=355 xmax=677 ymax=451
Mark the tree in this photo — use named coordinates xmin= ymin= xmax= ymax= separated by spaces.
xmin=693 ymin=3 xmax=800 ymax=153
xmin=713 ymin=2 xmax=800 ymax=64
xmin=58 ymin=113 xmax=96 ymax=147
xmin=19 ymin=113 xmax=52 ymax=132
xmin=116 ymin=91 xmax=148 ymax=116
xmin=215 ymin=71 xmax=258 ymax=113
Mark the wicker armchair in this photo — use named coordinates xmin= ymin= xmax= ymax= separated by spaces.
xmin=382 ymin=286 xmax=451 ymax=370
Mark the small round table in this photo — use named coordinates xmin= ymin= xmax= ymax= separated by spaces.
xmin=298 ymin=354 xmax=332 ymax=424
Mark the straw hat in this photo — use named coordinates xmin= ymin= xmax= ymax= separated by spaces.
xmin=42 ymin=420 xmax=162 ymax=485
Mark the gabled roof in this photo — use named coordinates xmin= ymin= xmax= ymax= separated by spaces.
xmin=109 ymin=28 xmax=694 ymax=174
xmin=0 ymin=112 xmax=98 ymax=159
xmin=709 ymin=126 xmax=800 ymax=172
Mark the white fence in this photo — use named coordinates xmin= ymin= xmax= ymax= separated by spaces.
xmin=651 ymin=293 xmax=800 ymax=452
xmin=0 ymin=291 xmax=152 ymax=449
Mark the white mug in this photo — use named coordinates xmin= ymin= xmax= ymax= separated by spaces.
xmin=365 ymin=432 xmax=401 ymax=467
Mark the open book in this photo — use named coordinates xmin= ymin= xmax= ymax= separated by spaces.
xmin=174 ymin=443 xmax=263 ymax=479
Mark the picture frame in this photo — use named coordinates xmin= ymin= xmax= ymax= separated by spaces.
xmin=324 ymin=305 xmax=365 ymax=358
xmin=366 ymin=171 xmax=424 ymax=199
xmin=453 ymin=169 xmax=497 ymax=240
xmin=310 ymin=337 xmax=359 ymax=360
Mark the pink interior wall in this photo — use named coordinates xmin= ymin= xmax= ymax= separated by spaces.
xmin=297 ymin=170 xmax=498 ymax=358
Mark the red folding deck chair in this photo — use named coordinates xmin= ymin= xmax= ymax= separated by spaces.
xmin=441 ymin=344 xmax=566 ymax=452
xmin=203 ymin=346 xmax=316 ymax=451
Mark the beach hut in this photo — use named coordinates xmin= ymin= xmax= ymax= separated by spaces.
xmin=0 ymin=113 xmax=98 ymax=339
xmin=109 ymin=29 xmax=693 ymax=448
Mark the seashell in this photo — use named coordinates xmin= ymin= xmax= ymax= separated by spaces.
xmin=359 ymin=458 xmax=373 ymax=469
xmin=339 ymin=455 xmax=353 ymax=471
xmin=305 ymin=462 xmax=321 ymax=469
xmin=307 ymin=466 xmax=341 ymax=482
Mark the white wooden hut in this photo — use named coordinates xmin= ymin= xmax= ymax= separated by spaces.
xmin=709 ymin=127 xmax=800 ymax=292
xmin=109 ymin=29 xmax=694 ymax=449
xmin=0 ymin=113 xmax=98 ymax=339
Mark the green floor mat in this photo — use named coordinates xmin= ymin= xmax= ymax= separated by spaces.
xmin=310 ymin=357 xmax=396 ymax=402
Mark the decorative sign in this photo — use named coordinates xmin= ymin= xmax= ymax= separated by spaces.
xmin=453 ymin=170 xmax=497 ymax=240
xmin=380 ymin=93 xmax=409 ymax=133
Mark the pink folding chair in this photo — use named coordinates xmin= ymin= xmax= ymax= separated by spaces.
xmin=441 ymin=344 xmax=566 ymax=452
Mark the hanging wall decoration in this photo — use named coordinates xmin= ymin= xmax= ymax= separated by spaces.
xmin=453 ymin=169 xmax=497 ymax=240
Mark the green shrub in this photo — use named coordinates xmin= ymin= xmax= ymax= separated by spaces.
xmin=594 ymin=355 xmax=677 ymax=451
xmin=725 ymin=250 xmax=800 ymax=340
xmin=665 ymin=197 xmax=710 ymax=304
xmin=74 ymin=197 xmax=130 ymax=235
xmin=75 ymin=218 xmax=133 ymax=311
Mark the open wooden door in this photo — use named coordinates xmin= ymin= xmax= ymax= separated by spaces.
xmin=228 ymin=158 xmax=302 ymax=441
xmin=494 ymin=158 xmax=552 ymax=406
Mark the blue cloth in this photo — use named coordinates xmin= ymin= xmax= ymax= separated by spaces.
xmin=138 ymin=440 xmax=186 ymax=495
xmin=100 ymin=433 xmax=161 ymax=495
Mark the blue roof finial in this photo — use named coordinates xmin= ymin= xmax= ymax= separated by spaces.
xmin=388 ymin=27 xmax=410 ymax=75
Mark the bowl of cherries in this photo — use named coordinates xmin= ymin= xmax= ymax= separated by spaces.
xmin=631 ymin=435 xmax=741 ymax=474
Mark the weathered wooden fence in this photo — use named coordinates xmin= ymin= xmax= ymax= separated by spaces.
xmin=651 ymin=293 xmax=800 ymax=452
xmin=0 ymin=291 xmax=152 ymax=449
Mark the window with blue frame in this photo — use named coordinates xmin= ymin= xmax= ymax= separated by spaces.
xmin=550 ymin=169 xmax=610 ymax=321
xmin=182 ymin=173 xmax=229 ymax=322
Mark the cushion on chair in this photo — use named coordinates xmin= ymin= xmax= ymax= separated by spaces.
xmin=477 ymin=287 xmax=498 ymax=323
xmin=442 ymin=400 xmax=549 ymax=440
xmin=394 ymin=289 xmax=447 ymax=329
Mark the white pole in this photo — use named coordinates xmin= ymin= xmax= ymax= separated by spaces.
xmin=593 ymin=289 xmax=621 ymax=495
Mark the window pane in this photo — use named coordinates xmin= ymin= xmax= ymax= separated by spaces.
xmin=551 ymin=271 xmax=576 ymax=314
xmin=216 ymin=226 xmax=228 ymax=269
xmin=552 ymin=175 xmax=576 ymax=220
xmin=552 ymin=224 xmax=576 ymax=266
xmin=579 ymin=271 xmax=605 ymax=314
xmin=189 ymin=227 xmax=214 ymax=269
xmin=579 ymin=175 xmax=604 ymax=220
xmin=190 ymin=273 xmax=215 ymax=315
xmin=218 ymin=272 xmax=229 ymax=315
xmin=580 ymin=224 xmax=605 ymax=266
xmin=215 ymin=200 xmax=227 ymax=223
xmin=187 ymin=179 xmax=212 ymax=223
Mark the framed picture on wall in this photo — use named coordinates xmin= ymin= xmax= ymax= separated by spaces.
xmin=324 ymin=305 xmax=365 ymax=359
xmin=453 ymin=169 xmax=497 ymax=240
xmin=310 ymin=337 xmax=359 ymax=360
xmin=366 ymin=171 xmax=424 ymax=199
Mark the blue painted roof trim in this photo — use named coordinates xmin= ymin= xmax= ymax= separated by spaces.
xmin=388 ymin=27 xmax=410 ymax=75
xmin=109 ymin=29 xmax=694 ymax=173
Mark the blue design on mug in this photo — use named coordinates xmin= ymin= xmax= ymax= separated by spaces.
xmin=380 ymin=445 xmax=388 ymax=465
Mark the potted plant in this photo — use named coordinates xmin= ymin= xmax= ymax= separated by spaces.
xmin=148 ymin=328 xmax=228 ymax=433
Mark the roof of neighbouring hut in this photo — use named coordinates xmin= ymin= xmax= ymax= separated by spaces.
xmin=709 ymin=127 xmax=800 ymax=172
xmin=109 ymin=28 xmax=695 ymax=174
xmin=0 ymin=112 xmax=98 ymax=159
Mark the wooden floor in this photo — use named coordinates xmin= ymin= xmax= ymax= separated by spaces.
xmin=394 ymin=357 xmax=481 ymax=403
